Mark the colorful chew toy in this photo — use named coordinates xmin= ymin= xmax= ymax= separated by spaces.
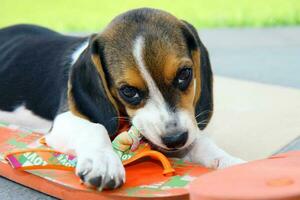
xmin=5 ymin=125 xmax=175 ymax=176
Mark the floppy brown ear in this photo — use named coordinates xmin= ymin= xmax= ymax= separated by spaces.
xmin=68 ymin=36 xmax=120 ymax=137
xmin=181 ymin=20 xmax=214 ymax=130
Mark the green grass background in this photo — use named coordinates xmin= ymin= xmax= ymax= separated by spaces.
xmin=1 ymin=0 xmax=300 ymax=32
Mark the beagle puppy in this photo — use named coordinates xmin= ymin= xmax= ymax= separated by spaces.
xmin=0 ymin=8 xmax=244 ymax=190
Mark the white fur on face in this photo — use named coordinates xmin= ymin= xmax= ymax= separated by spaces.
xmin=183 ymin=130 xmax=246 ymax=169
xmin=131 ymin=36 xmax=198 ymax=150
xmin=176 ymin=108 xmax=198 ymax=148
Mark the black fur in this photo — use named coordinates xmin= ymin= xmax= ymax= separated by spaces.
xmin=0 ymin=24 xmax=119 ymax=136
xmin=69 ymin=40 xmax=119 ymax=136
xmin=0 ymin=25 xmax=87 ymax=119
xmin=181 ymin=21 xmax=214 ymax=130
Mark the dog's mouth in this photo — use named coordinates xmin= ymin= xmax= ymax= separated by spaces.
xmin=141 ymin=137 xmax=190 ymax=154
xmin=141 ymin=137 xmax=170 ymax=151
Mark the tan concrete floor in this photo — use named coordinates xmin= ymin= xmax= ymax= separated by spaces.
xmin=209 ymin=76 xmax=300 ymax=161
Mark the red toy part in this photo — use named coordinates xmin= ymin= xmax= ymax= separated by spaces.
xmin=188 ymin=151 xmax=300 ymax=200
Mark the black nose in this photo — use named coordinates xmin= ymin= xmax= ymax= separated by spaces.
xmin=161 ymin=132 xmax=188 ymax=149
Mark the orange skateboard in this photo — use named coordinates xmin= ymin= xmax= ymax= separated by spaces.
xmin=189 ymin=151 xmax=300 ymax=200
xmin=2 ymin=121 xmax=300 ymax=200
xmin=0 ymin=122 xmax=211 ymax=199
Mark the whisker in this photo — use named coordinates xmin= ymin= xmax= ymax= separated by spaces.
xmin=197 ymin=119 xmax=209 ymax=125
xmin=195 ymin=110 xmax=210 ymax=118
xmin=195 ymin=110 xmax=211 ymax=119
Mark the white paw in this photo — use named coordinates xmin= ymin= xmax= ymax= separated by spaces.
xmin=76 ymin=149 xmax=125 ymax=190
xmin=213 ymin=156 xmax=246 ymax=169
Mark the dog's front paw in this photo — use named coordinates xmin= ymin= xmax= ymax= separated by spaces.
xmin=76 ymin=149 xmax=125 ymax=190
xmin=213 ymin=156 xmax=246 ymax=169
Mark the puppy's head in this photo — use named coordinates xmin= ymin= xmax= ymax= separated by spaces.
xmin=69 ymin=8 xmax=213 ymax=151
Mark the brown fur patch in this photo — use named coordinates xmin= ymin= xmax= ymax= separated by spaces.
xmin=116 ymin=68 xmax=146 ymax=90
xmin=124 ymin=107 xmax=137 ymax=117
xmin=67 ymin=81 xmax=89 ymax=120
xmin=164 ymin=55 xmax=193 ymax=84
xmin=192 ymin=50 xmax=201 ymax=106
xmin=91 ymin=53 xmax=120 ymax=118
xmin=175 ymin=50 xmax=200 ymax=115
xmin=178 ymin=80 xmax=195 ymax=114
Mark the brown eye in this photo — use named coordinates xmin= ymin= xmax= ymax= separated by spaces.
xmin=119 ymin=85 xmax=143 ymax=105
xmin=174 ymin=67 xmax=193 ymax=91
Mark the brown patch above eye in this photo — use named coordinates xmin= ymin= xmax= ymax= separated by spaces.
xmin=118 ymin=68 xmax=146 ymax=90
xmin=164 ymin=55 xmax=193 ymax=84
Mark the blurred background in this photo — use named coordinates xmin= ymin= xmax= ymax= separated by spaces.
xmin=1 ymin=0 xmax=300 ymax=32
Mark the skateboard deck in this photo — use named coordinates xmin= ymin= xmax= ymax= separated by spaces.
xmin=189 ymin=151 xmax=300 ymax=200
xmin=0 ymin=122 xmax=211 ymax=199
